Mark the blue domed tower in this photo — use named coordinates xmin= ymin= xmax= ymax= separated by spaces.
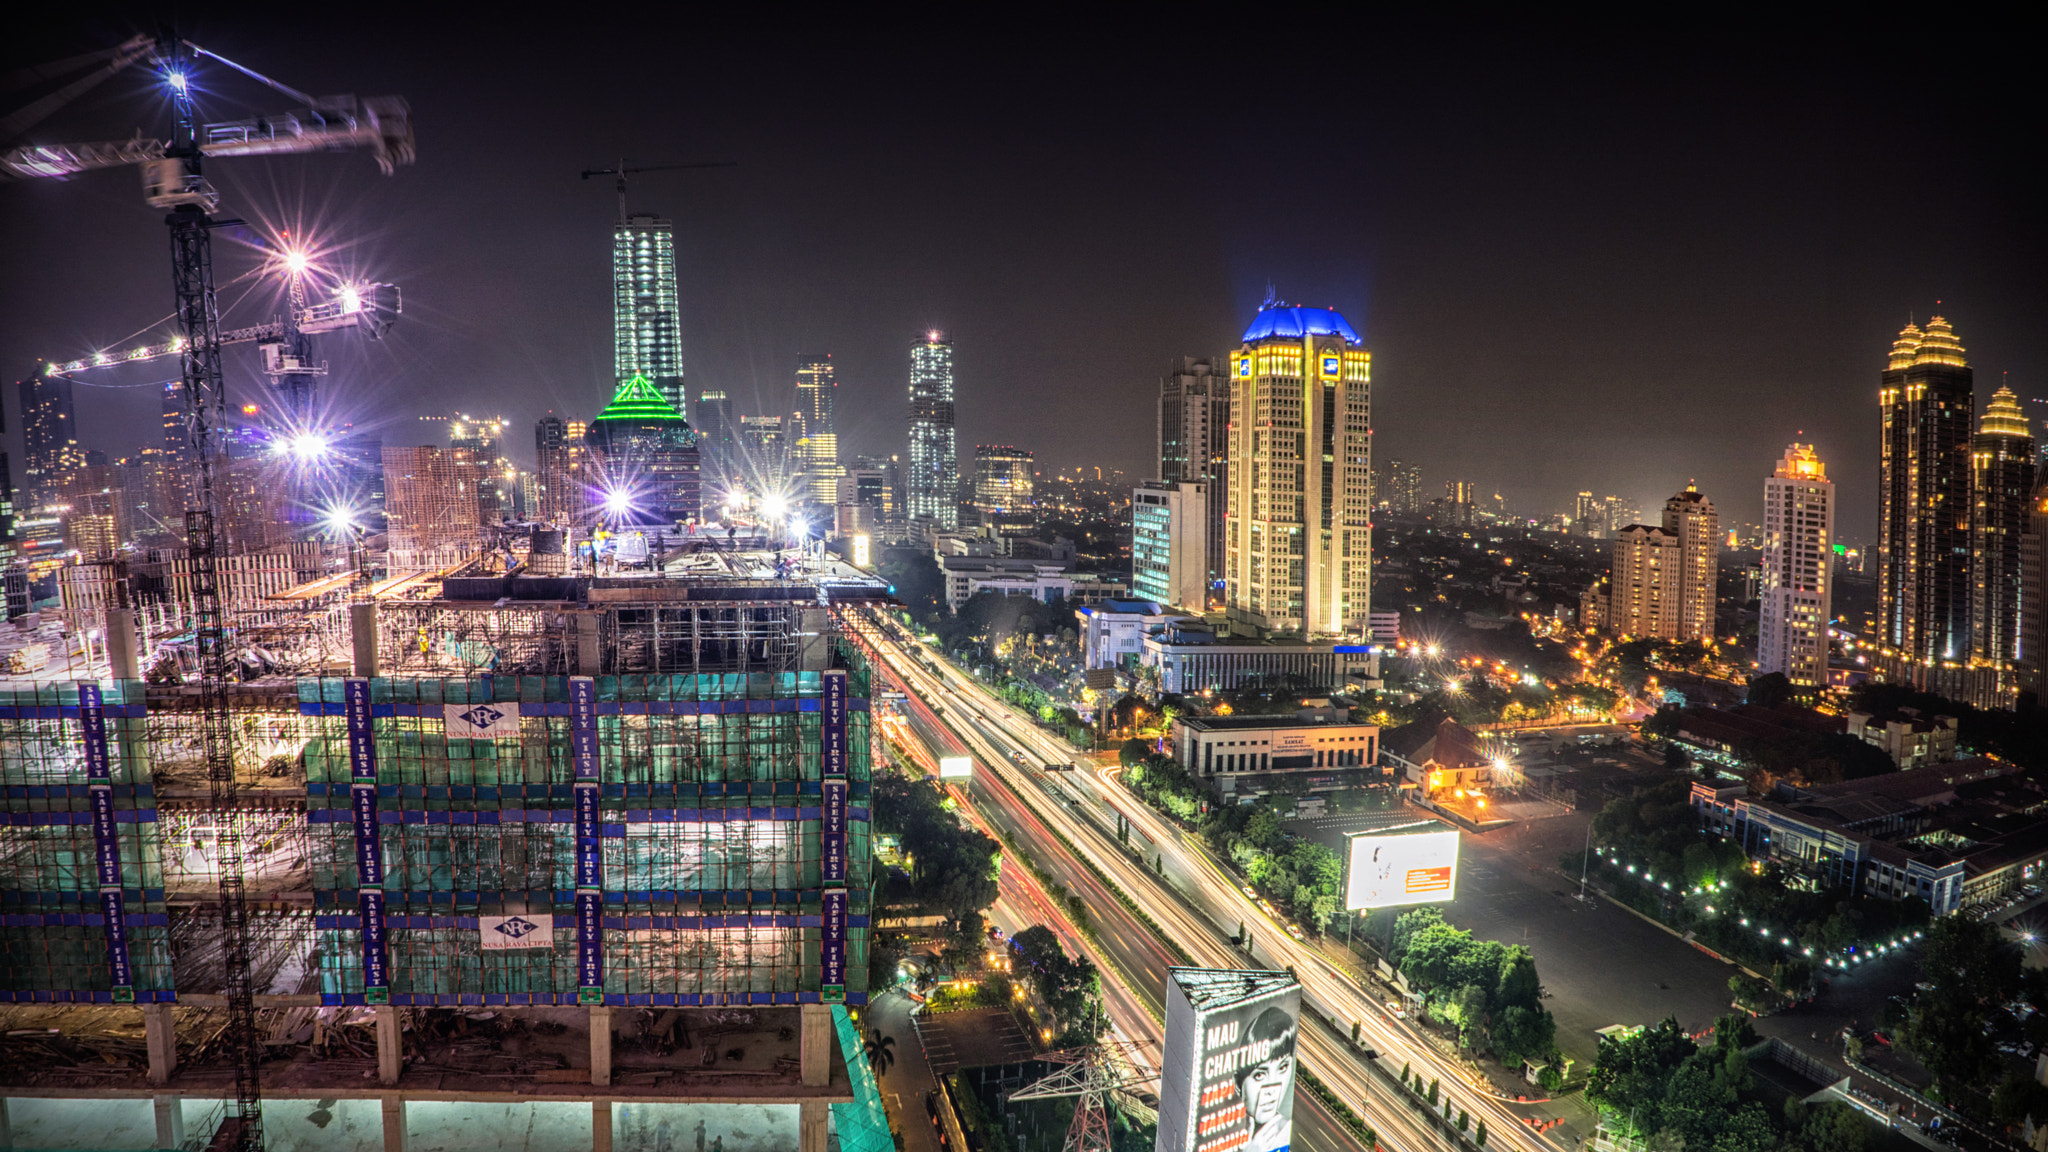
xmin=1223 ymin=299 xmax=1372 ymax=639
xmin=586 ymin=372 xmax=701 ymax=525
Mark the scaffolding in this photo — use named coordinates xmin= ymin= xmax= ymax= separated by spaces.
xmin=4 ymin=582 xmax=879 ymax=1010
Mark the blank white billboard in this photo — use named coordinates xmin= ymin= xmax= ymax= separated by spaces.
xmin=1344 ymin=829 xmax=1459 ymax=910
xmin=938 ymin=756 xmax=973 ymax=779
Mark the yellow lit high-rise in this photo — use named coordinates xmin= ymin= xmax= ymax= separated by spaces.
xmin=1223 ymin=300 xmax=1372 ymax=638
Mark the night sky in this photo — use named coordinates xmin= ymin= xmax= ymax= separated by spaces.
xmin=3 ymin=12 xmax=2041 ymax=538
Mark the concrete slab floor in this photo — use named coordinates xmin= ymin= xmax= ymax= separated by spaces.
xmin=403 ymin=1101 xmax=594 ymax=1152
xmin=2 ymin=1097 xmax=386 ymax=1152
xmin=613 ymin=1102 xmax=799 ymax=1151
xmin=3 ymin=1096 xmax=157 ymax=1150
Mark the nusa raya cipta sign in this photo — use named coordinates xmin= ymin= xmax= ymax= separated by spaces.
xmin=480 ymin=915 xmax=554 ymax=950
xmin=444 ymin=702 xmax=522 ymax=740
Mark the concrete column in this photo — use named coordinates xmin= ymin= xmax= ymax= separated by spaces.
xmin=375 ymin=1005 xmax=402 ymax=1086
xmin=143 ymin=1002 xmax=177 ymax=1085
xmin=799 ymin=1099 xmax=829 ymax=1152
xmin=800 ymin=1003 xmax=832 ymax=1087
xmin=589 ymin=1006 xmax=613 ymax=1087
xmin=104 ymin=607 xmax=139 ymax=679
xmin=591 ymin=1101 xmax=613 ymax=1152
xmin=0 ymin=1096 xmax=12 ymax=1150
xmin=351 ymin=602 xmax=380 ymax=677
xmin=153 ymin=1096 xmax=185 ymax=1150
xmin=381 ymin=1098 xmax=408 ymax=1152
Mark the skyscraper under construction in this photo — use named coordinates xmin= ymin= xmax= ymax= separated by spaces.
xmin=0 ymin=554 xmax=893 ymax=1150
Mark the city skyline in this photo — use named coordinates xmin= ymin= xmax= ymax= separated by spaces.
xmin=2 ymin=14 xmax=2041 ymax=540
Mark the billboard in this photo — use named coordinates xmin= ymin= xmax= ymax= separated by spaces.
xmin=938 ymin=756 xmax=974 ymax=779
xmin=1158 ymin=968 xmax=1300 ymax=1152
xmin=1344 ymin=828 xmax=1459 ymax=910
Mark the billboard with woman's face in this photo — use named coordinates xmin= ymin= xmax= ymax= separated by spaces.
xmin=1158 ymin=968 xmax=1300 ymax=1152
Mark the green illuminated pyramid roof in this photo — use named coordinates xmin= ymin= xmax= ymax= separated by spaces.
xmin=591 ymin=373 xmax=686 ymax=424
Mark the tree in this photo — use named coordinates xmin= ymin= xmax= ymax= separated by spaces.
xmin=1745 ymin=672 xmax=1792 ymax=708
xmin=1710 ymin=1104 xmax=1776 ymax=1152
xmin=1427 ymin=1077 xmax=1439 ymax=1106
xmin=1785 ymin=1100 xmax=1867 ymax=1152
xmin=1476 ymin=1120 xmax=1488 ymax=1148
xmin=865 ymin=1029 xmax=897 ymax=1079
xmin=1492 ymin=1006 xmax=1556 ymax=1069
xmin=1587 ymin=1018 xmax=1698 ymax=1133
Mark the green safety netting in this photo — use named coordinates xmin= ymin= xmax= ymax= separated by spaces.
xmin=830 ymin=1003 xmax=894 ymax=1152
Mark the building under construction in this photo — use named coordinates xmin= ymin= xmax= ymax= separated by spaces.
xmin=0 ymin=552 xmax=895 ymax=1152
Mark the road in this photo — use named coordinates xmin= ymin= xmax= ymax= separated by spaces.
xmin=851 ymin=613 xmax=1554 ymax=1152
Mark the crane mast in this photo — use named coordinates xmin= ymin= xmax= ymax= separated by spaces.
xmin=4 ymin=34 xmax=414 ymax=1152
xmin=160 ymin=38 xmax=267 ymax=1151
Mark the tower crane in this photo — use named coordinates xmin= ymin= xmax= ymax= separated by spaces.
xmin=3 ymin=34 xmax=412 ymax=1152
xmin=578 ymin=158 xmax=736 ymax=222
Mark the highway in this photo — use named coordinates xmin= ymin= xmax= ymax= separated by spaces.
xmin=847 ymin=611 xmax=1565 ymax=1152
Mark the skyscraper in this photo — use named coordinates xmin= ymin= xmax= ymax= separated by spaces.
xmin=2019 ymin=475 xmax=2048 ymax=692
xmin=16 ymin=375 xmax=84 ymax=509
xmin=585 ymin=373 xmax=701 ymax=527
xmin=693 ymin=390 xmax=734 ymax=485
xmin=972 ymin=445 xmax=1035 ymax=535
xmin=793 ymin=355 xmax=840 ymax=504
xmin=1970 ymin=385 xmax=2037 ymax=666
xmin=1759 ymin=444 xmax=1834 ymax=686
xmin=535 ymin=415 xmax=589 ymax=523
xmin=1222 ymin=302 xmax=1372 ymax=638
xmin=1606 ymin=525 xmax=1683 ymax=638
xmin=382 ymin=445 xmax=483 ymax=570
xmin=1377 ymin=460 xmax=1422 ymax=515
xmin=1877 ymin=316 xmax=1974 ymax=664
xmin=1159 ymin=356 xmax=1229 ymax=588
xmin=1663 ymin=482 xmax=1719 ymax=642
xmin=613 ymin=214 xmax=685 ymax=413
xmin=907 ymin=331 xmax=958 ymax=531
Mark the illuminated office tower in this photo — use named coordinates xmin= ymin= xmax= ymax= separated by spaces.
xmin=907 ymin=331 xmax=958 ymax=531
xmin=613 ymin=213 xmax=686 ymax=413
xmin=1222 ymin=301 xmax=1372 ymax=638
xmin=1663 ymin=482 xmax=1719 ymax=642
xmin=972 ymin=445 xmax=1035 ymax=536
xmin=1970 ymin=386 xmax=2037 ymax=666
xmin=793 ymin=355 xmax=841 ymax=504
xmin=1878 ymin=316 xmax=1974 ymax=664
xmin=1759 ymin=444 xmax=1834 ymax=686
xmin=2020 ymin=475 xmax=2048 ymax=691
xmin=16 ymin=375 xmax=84 ymax=508
xmin=1159 ymin=356 xmax=1229 ymax=587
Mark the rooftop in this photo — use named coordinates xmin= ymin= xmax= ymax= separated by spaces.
xmin=1240 ymin=304 xmax=1362 ymax=347
xmin=592 ymin=373 xmax=687 ymax=425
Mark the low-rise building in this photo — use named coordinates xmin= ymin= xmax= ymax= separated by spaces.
xmin=1691 ymin=758 xmax=2048 ymax=915
xmin=1380 ymin=716 xmax=1492 ymax=792
xmin=1173 ymin=709 xmax=1379 ymax=790
xmin=1846 ymin=707 xmax=1958 ymax=769
xmin=1075 ymin=599 xmax=1171 ymax=670
xmin=1139 ymin=618 xmax=1374 ymax=694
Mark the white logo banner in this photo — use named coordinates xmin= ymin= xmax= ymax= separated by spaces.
xmin=479 ymin=914 xmax=554 ymax=950
xmin=444 ymin=702 xmax=521 ymax=739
